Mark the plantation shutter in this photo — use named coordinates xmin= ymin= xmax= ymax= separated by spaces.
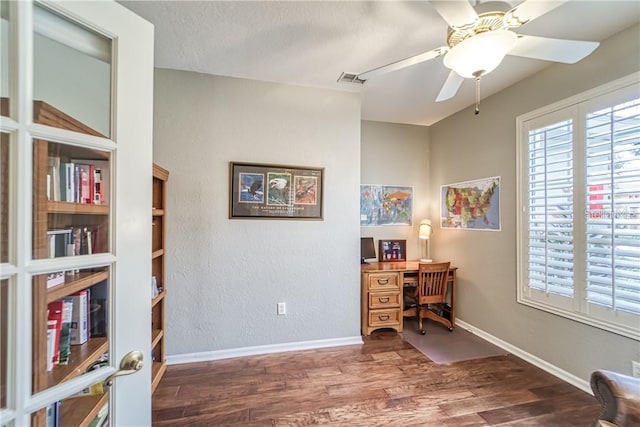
xmin=527 ymin=119 xmax=575 ymax=297
xmin=585 ymin=98 xmax=640 ymax=315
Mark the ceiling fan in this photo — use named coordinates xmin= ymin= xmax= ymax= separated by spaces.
xmin=350 ymin=0 xmax=599 ymax=114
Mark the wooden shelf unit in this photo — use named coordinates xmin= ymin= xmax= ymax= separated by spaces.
xmin=152 ymin=163 xmax=169 ymax=393
xmin=31 ymin=100 xmax=111 ymax=427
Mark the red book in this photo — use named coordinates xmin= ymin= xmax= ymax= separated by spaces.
xmin=47 ymin=301 xmax=64 ymax=367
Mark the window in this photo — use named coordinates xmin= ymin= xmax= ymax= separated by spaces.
xmin=517 ymin=74 xmax=640 ymax=339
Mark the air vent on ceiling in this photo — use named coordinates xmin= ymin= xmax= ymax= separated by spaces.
xmin=337 ymin=72 xmax=366 ymax=85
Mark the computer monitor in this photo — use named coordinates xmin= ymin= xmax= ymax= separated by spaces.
xmin=361 ymin=237 xmax=377 ymax=264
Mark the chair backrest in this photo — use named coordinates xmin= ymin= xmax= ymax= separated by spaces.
xmin=417 ymin=262 xmax=450 ymax=305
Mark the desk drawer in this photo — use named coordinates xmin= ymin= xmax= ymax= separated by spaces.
xmin=368 ymin=309 xmax=400 ymax=327
xmin=367 ymin=273 xmax=400 ymax=291
xmin=369 ymin=292 xmax=400 ymax=309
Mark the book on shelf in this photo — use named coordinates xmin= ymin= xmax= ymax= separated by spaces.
xmin=47 ymin=301 xmax=63 ymax=367
xmin=85 ymin=287 xmax=92 ymax=340
xmin=48 ymin=157 xmax=109 ymax=205
xmin=46 ymin=319 xmax=57 ymax=371
xmin=88 ymin=403 xmax=108 ymax=427
xmin=91 ymin=160 xmax=109 ymax=205
xmin=58 ymin=297 xmax=73 ymax=365
xmin=45 ymin=400 xmax=60 ymax=427
xmin=69 ymin=380 xmax=106 ymax=399
xmin=71 ymin=158 xmax=109 ymax=205
xmin=60 ymin=162 xmax=75 ymax=203
xmin=47 ymin=271 xmax=65 ymax=289
xmin=67 ymin=161 xmax=100 ymax=204
xmin=47 ymin=229 xmax=73 ymax=258
xmin=46 ymin=229 xmax=73 ymax=287
xmin=94 ymin=165 xmax=105 ymax=204
xmin=68 ymin=225 xmax=103 ymax=256
xmin=70 ymin=290 xmax=89 ymax=345
xmin=75 ymin=163 xmax=93 ymax=204
xmin=47 ymin=156 xmax=61 ymax=201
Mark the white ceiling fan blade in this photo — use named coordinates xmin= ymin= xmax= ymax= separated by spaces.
xmin=436 ymin=70 xmax=464 ymax=102
xmin=430 ymin=0 xmax=478 ymax=28
xmin=505 ymin=0 xmax=569 ymax=27
xmin=357 ymin=47 xmax=447 ymax=81
xmin=509 ymin=35 xmax=599 ymax=64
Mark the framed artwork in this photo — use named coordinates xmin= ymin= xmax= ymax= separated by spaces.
xmin=378 ymin=239 xmax=406 ymax=262
xmin=440 ymin=176 xmax=500 ymax=230
xmin=229 ymin=161 xmax=324 ymax=220
xmin=360 ymin=185 xmax=413 ymax=226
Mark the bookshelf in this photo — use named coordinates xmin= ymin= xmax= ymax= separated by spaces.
xmin=151 ymin=163 xmax=169 ymax=392
xmin=31 ymin=100 xmax=111 ymax=427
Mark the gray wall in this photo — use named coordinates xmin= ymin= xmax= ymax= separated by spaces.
xmin=428 ymin=24 xmax=640 ymax=379
xmin=153 ymin=69 xmax=362 ymax=355
xmin=360 ymin=121 xmax=430 ymax=261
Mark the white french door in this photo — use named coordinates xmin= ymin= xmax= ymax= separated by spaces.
xmin=0 ymin=1 xmax=154 ymax=425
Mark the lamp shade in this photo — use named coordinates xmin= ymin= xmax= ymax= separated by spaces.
xmin=443 ymin=30 xmax=517 ymax=78
xmin=418 ymin=219 xmax=432 ymax=240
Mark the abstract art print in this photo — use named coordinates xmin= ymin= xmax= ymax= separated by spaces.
xmin=230 ymin=162 xmax=323 ymax=219
xmin=440 ymin=176 xmax=500 ymax=230
xmin=360 ymin=185 xmax=413 ymax=226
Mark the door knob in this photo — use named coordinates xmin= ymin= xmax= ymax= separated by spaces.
xmin=105 ymin=350 xmax=144 ymax=386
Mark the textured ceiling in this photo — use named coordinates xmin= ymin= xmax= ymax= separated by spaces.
xmin=119 ymin=1 xmax=640 ymax=126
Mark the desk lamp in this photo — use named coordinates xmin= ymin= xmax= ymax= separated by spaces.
xmin=419 ymin=219 xmax=433 ymax=262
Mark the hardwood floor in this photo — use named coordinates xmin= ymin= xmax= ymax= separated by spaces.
xmin=152 ymin=331 xmax=600 ymax=426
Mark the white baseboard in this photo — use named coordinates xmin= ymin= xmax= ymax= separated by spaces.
xmin=456 ymin=319 xmax=592 ymax=395
xmin=166 ymin=335 xmax=364 ymax=366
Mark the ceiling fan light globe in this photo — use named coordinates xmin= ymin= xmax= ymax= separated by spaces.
xmin=443 ymin=30 xmax=517 ymax=78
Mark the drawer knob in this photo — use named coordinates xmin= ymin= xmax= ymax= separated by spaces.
xmin=378 ymin=279 xmax=389 ymax=285
xmin=378 ymin=297 xmax=390 ymax=303
xmin=378 ymin=314 xmax=390 ymax=321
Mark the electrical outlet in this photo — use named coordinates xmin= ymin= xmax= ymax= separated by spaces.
xmin=277 ymin=302 xmax=286 ymax=316
xmin=632 ymin=361 xmax=640 ymax=378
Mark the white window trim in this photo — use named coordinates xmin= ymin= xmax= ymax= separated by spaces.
xmin=516 ymin=72 xmax=640 ymax=341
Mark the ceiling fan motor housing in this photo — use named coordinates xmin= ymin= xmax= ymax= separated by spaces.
xmin=447 ymin=10 xmax=510 ymax=48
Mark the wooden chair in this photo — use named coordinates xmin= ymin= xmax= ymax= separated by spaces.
xmin=403 ymin=262 xmax=452 ymax=335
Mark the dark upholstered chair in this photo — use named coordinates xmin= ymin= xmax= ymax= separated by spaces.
xmin=590 ymin=370 xmax=640 ymax=427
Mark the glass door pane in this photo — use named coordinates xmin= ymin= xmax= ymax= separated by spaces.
xmin=28 ymin=3 xmax=115 ymax=426
xmin=32 ymin=139 xmax=110 ymax=260
xmin=31 ymin=267 xmax=109 ymax=390
xmin=33 ymin=3 xmax=111 ymax=137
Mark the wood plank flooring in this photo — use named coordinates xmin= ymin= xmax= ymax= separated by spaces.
xmin=152 ymin=331 xmax=600 ymax=426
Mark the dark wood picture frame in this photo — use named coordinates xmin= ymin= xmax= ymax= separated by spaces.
xmin=378 ymin=239 xmax=407 ymax=262
xmin=229 ymin=161 xmax=324 ymax=220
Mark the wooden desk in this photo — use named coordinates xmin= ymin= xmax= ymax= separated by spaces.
xmin=361 ymin=261 xmax=458 ymax=336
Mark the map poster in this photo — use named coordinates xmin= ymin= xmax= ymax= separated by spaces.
xmin=360 ymin=185 xmax=413 ymax=226
xmin=440 ymin=176 xmax=500 ymax=230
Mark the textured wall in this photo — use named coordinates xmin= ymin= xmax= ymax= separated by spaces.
xmin=360 ymin=121 xmax=430 ymax=260
xmin=153 ymin=69 xmax=361 ymax=355
xmin=429 ymin=24 xmax=640 ymax=379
